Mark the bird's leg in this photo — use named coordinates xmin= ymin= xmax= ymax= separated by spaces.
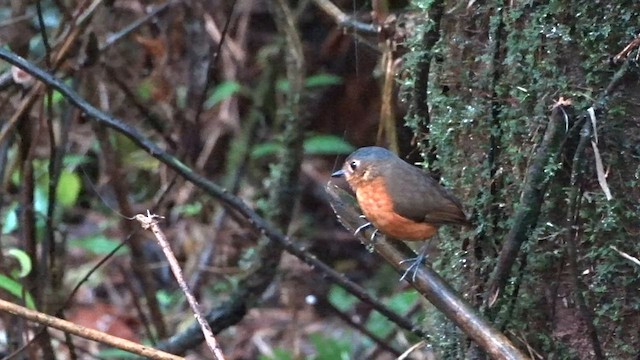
xmin=399 ymin=241 xmax=430 ymax=282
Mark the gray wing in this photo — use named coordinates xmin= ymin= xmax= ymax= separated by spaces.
xmin=384 ymin=162 xmax=468 ymax=226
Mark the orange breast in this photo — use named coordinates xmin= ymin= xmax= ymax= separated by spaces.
xmin=355 ymin=177 xmax=438 ymax=241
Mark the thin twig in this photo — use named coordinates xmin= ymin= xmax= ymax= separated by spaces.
xmin=100 ymin=1 xmax=177 ymax=51
xmin=135 ymin=212 xmax=226 ymax=360
xmin=0 ymin=299 xmax=184 ymax=360
xmin=322 ymin=298 xmax=402 ymax=357
xmin=94 ymin=121 xmax=168 ymax=337
xmin=310 ymin=0 xmax=379 ymax=33
xmin=610 ymin=246 xmax=640 ymax=267
xmin=193 ymin=0 xmax=238 ymax=126
xmin=0 ymin=11 xmax=33 ymax=28
xmin=61 ymin=239 xmax=128 ymax=311
xmin=36 ymin=1 xmax=52 ymax=69
xmin=397 ymin=341 xmax=427 ymax=360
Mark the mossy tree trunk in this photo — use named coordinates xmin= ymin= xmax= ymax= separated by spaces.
xmin=403 ymin=1 xmax=640 ymax=358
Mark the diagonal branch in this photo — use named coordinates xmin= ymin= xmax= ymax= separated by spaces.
xmin=0 ymin=48 xmax=425 ymax=347
xmin=326 ymin=183 xmax=528 ymax=360
xmin=0 ymin=299 xmax=183 ymax=360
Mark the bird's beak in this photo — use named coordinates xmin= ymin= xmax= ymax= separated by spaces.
xmin=331 ymin=169 xmax=345 ymax=178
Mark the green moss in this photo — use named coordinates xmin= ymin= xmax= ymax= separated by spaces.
xmin=401 ymin=0 xmax=640 ymax=357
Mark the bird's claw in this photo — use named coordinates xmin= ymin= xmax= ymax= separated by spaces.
xmin=354 ymin=222 xmax=372 ymax=237
xmin=369 ymin=229 xmax=379 ymax=242
xmin=399 ymin=257 xmax=423 ymax=282
xmin=399 ymin=244 xmax=429 ymax=282
xmin=354 ymin=221 xmax=381 ymax=243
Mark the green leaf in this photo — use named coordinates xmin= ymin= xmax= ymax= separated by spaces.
xmin=259 ymin=348 xmax=294 ymax=360
xmin=42 ymin=79 xmax=73 ymax=106
xmin=252 ymin=136 xmax=354 ymax=159
xmin=276 ymin=79 xmax=288 ymax=92
xmin=2 ymin=203 xmax=18 ymax=234
xmin=34 ymin=187 xmax=48 ymax=215
xmin=69 ymin=235 xmax=128 ymax=255
xmin=386 ymin=289 xmax=419 ymax=312
xmin=56 ymin=170 xmax=82 ymax=207
xmin=6 ymin=248 xmax=32 ymax=278
xmin=366 ymin=291 xmax=418 ymax=338
xmin=62 ymin=154 xmax=90 ymax=168
xmin=124 ymin=149 xmax=160 ymax=171
xmin=37 ymin=6 xmax=62 ymax=28
xmin=250 ymin=141 xmax=280 ymax=159
xmin=309 ymin=333 xmax=351 ymax=360
xmin=205 ymin=81 xmax=243 ymax=108
xmin=0 ymin=274 xmax=36 ymax=309
xmin=172 ymin=202 xmax=202 ymax=216
xmin=304 ymin=74 xmax=343 ymax=88
xmin=303 ymin=135 xmax=355 ymax=155
xmin=51 ymin=90 xmax=64 ymax=106
xmin=277 ymin=74 xmax=343 ymax=92
xmin=137 ymin=79 xmax=153 ymax=101
xmin=328 ymin=285 xmax=357 ymax=312
xmin=156 ymin=289 xmax=180 ymax=307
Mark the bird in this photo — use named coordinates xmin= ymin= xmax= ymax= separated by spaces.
xmin=331 ymin=146 xmax=470 ymax=280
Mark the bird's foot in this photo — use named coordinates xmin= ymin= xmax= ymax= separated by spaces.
xmin=354 ymin=217 xmax=380 ymax=242
xmin=399 ymin=243 xmax=429 ymax=282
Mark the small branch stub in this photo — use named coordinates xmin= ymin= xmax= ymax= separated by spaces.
xmin=134 ymin=211 xmax=164 ymax=230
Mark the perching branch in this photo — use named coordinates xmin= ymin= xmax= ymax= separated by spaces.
xmin=326 ymin=183 xmax=528 ymax=360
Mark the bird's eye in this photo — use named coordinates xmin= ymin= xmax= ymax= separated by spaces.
xmin=349 ymin=160 xmax=359 ymax=171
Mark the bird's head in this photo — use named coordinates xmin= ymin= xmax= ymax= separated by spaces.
xmin=331 ymin=146 xmax=395 ymax=188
